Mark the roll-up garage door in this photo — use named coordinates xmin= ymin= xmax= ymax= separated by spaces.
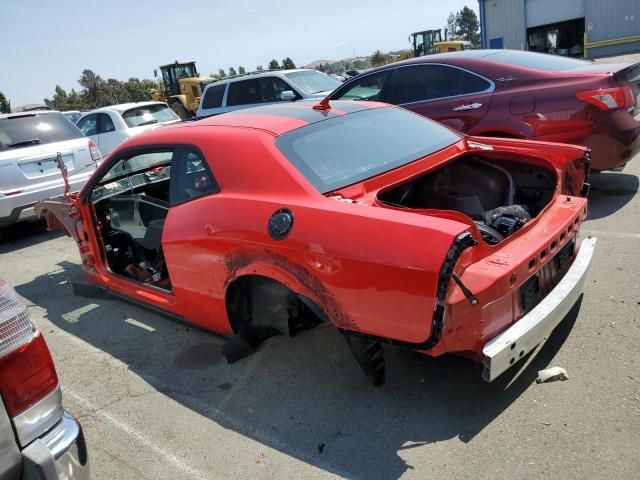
xmin=526 ymin=0 xmax=585 ymax=28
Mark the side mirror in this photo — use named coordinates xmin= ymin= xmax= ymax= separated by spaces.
xmin=280 ymin=90 xmax=296 ymax=101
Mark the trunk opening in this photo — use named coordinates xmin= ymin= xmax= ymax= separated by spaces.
xmin=377 ymin=154 xmax=557 ymax=245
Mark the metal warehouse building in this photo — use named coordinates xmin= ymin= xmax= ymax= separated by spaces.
xmin=478 ymin=0 xmax=640 ymax=58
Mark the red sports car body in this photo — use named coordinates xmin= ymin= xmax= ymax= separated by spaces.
xmin=38 ymin=100 xmax=596 ymax=384
xmin=329 ymin=50 xmax=640 ymax=172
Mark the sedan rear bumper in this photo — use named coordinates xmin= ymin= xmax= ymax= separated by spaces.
xmin=481 ymin=236 xmax=597 ymax=382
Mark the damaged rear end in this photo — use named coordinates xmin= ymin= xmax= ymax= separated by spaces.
xmin=373 ymin=136 xmax=595 ymax=380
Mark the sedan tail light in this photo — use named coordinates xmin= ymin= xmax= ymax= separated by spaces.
xmin=0 ymin=281 xmax=58 ymax=417
xmin=576 ymin=86 xmax=635 ymax=110
xmin=88 ymin=139 xmax=102 ymax=162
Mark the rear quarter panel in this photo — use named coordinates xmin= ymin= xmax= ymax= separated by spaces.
xmin=161 ymin=128 xmax=470 ymax=342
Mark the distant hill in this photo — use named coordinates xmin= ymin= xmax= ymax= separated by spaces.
xmin=304 ymin=59 xmax=338 ymax=68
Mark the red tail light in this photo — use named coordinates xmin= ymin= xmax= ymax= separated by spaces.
xmin=88 ymin=139 xmax=102 ymax=162
xmin=576 ymin=86 xmax=635 ymax=110
xmin=0 ymin=281 xmax=58 ymax=417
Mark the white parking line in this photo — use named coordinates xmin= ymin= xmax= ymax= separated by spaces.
xmin=64 ymin=388 xmax=211 ymax=480
xmin=124 ymin=317 xmax=156 ymax=332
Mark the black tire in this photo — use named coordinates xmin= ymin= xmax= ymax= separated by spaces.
xmin=171 ymin=101 xmax=191 ymax=120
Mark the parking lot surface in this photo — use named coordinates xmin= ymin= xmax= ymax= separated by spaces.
xmin=1 ymin=158 xmax=639 ymax=479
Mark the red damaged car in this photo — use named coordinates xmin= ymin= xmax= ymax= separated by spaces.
xmin=329 ymin=50 xmax=640 ymax=172
xmin=38 ymin=100 xmax=596 ymax=384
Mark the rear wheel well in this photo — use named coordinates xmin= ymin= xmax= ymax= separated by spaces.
xmin=225 ymin=275 xmax=325 ymax=334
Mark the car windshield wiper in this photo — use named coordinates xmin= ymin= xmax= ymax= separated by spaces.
xmin=137 ymin=120 xmax=158 ymax=126
xmin=8 ymin=138 xmax=41 ymax=148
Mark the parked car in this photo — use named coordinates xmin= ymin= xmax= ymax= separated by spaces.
xmin=62 ymin=111 xmax=82 ymax=124
xmin=76 ymin=102 xmax=180 ymax=156
xmin=0 ymin=110 xmax=102 ymax=240
xmin=0 ymin=279 xmax=89 ymax=479
xmin=196 ymin=69 xmax=341 ymax=117
xmin=38 ymin=100 xmax=595 ymax=385
xmin=329 ymin=49 xmax=640 ymax=172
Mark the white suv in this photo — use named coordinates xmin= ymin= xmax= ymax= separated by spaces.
xmin=0 ymin=110 xmax=102 ymax=238
xmin=196 ymin=69 xmax=341 ymax=117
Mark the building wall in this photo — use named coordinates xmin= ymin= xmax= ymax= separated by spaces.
xmin=526 ymin=0 xmax=585 ymax=28
xmin=480 ymin=0 xmax=640 ymax=57
xmin=482 ymin=0 xmax=526 ymax=50
xmin=585 ymin=0 xmax=640 ymax=57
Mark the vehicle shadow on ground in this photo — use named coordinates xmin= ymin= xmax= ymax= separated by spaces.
xmin=0 ymin=220 xmax=63 ymax=251
xmin=16 ymin=262 xmax=583 ymax=480
xmin=587 ymin=172 xmax=638 ymax=220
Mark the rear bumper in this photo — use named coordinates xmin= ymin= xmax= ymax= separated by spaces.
xmin=0 ymin=172 xmax=93 ymax=226
xmin=481 ymin=236 xmax=597 ymax=382
xmin=584 ymin=110 xmax=640 ymax=171
xmin=21 ymin=411 xmax=89 ymax=480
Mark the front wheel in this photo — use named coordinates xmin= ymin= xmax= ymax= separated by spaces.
xmin=171 ymin=101 xmax=192 ymax=120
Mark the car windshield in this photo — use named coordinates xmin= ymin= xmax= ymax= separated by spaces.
xmin=121 ymin=104 xmax=179 ymax=128
xmin=284 ymin=70 xmax=341 ymax=95
xmin=0 ymin=112 xmax=84 ymax=151
xmin=275 ymin=107 xmax=461 ymax=193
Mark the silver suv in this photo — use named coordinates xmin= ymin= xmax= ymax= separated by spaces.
xmin=0 ymin=111 xmax=102 ymax=239
xmin=196 ymin=69 xmax=341 ymax=117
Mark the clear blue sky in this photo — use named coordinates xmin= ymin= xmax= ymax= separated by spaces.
xmin=1 ymin=0 xmax=478 ymax=106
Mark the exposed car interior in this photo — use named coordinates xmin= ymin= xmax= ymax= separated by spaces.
xmin=89 ymin=148 xmax=217 ymax=290
xmin=377 ymin=154 xmax=557 ymax=244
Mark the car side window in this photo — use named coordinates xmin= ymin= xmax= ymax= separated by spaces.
xmin=98 ymin=113 xmax=115 ymax=133
xmin=333 ymin=70 xmax=392 ymax=101
xmin=202 ymin=84 xmax=226 ymax=109
xmin=227 ymin=79 xmax=260 ymax=106
xmin=387 ymin=65 xmax=491 ymax=105
xmin=170 ymin=147 xmax=219 ymax=205
xmin=258 ymin=77 xmax=298 ymax=102
xmin=77 ymin=114 xmax=98 ymax=136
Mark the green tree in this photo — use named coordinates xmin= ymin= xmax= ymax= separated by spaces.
xmin=281 ymin=57 xmax=296 ymax=69
xmin=454 ymin=6 xmax=480 ymax=46
xmin=268 ymin=59 xmax=280 ymax=70
xmin=352 ymin=59 xmax=366 ymax=69
xmin=256 ymin=65 xmax=264 ymax=71
xmin=446 ymin=12 xmax=458 ymax=39
xmin=228 ymin=67 xmax=237 ymax=76
xmin=0 ymin=91 xmax=10 ymax=113
xmin=78 ymin=69 xmax=108 ymax=109
xmin=47 ymin=70 xmax=156 ymax=110
xmin=238 ymin=66 xmax=246 ymax=75
xmin=44 ymin=85 xmax=69 ymax=110
xmin=218 ymin=68 xmax=227 ymax=78
xmin=371 ymin=50 xmax=388 ymax=67
xmin=124 ymin=78 xmax=156 ymax=102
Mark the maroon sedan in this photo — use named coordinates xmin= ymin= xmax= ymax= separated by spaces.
xmin=329 ymin=50 xmax=640 ymax=172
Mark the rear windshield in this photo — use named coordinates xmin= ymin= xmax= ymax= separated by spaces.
xmin=486 ymin=50 xmax=591 ymax=71
xmin=121 ymin=104 xmax=179 ymax=128
xmin=0 ymin=112 xmax=84 ymax=152
xmin=275 ymin=107 xmax=461 ymax=193
xmin=284 ymin=70 xmax=341 ymax=95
